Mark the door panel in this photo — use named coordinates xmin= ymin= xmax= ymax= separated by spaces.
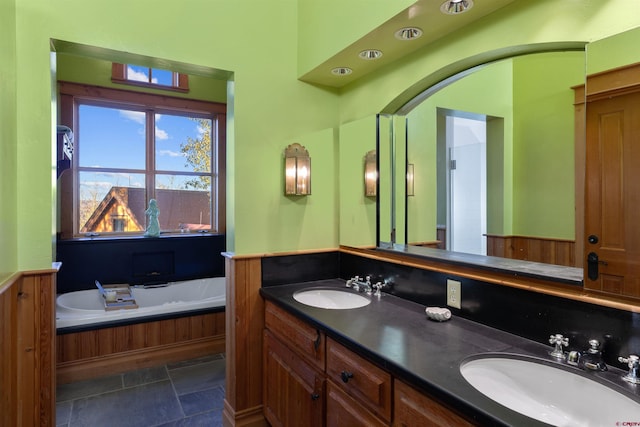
xmin=585 ymin=91 xmax=640 ymax=298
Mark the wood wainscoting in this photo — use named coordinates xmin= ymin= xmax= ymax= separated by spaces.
xmin=56 ymin=311 xmax=225 ymax=384
xmin=1 ymin=269 xmax=57 ymax=427
xmin=486 ymin=235 xmax=576 ymax=267
xmin=222 ymin=253 xmax=267 ymax=427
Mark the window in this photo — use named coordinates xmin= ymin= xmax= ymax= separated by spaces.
xmin=58 ymin=82 xmax=226 ymax=238
xmin=111 ymin=63 xmax=189 ymax=92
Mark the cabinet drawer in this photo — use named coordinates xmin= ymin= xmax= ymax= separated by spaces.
xmin=326 ymin=338 xmax=391 ymax=422
xmin=394 ymin=379 xmax=475 ymax=427
xmin=327 ymin=381 xmax=388 ymax=427
xmin=265 ymin=301 xmax=325 ymax=370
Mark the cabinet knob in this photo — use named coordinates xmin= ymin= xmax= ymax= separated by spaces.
xmin=340 ymin=371 xmax=354 ymax=383
xmin=311 ymin=393 xmax=320 ymax=400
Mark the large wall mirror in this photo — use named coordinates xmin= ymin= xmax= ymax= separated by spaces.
xmin=378 ymin=48 xmax=586 ymax=279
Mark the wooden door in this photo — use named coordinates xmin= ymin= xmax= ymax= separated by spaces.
xmin=263 ymin=330 xmax=325 ymax=427
xmin=585 ymin=90 xmax=640 ymax=298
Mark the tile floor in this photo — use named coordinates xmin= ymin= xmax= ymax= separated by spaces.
xmin=56 ymin=354 xmax=226 ymax=427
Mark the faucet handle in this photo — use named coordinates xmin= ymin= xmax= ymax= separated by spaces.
xmin=372 ymin=282 xmax=383 ymax=297
xmin=549 ymin=334 xmax=569 ymax=359
xmin=346 ymin=276 xmax=360 ymax=288
xmin=618 ymin=354 xmax=640 ymax=384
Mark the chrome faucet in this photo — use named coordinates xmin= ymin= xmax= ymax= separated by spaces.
xmin=346 ymin=275 xmax=372 ymax=294
xmin=549 ymin=334 xmax=569 ymax=360
xmin=580 ymin=339 xmax=608 ymax=371
xmin=618 ymin=354 xmax=640 ymax=384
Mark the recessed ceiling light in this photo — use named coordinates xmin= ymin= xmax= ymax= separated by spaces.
xmin=331 ymin=67 xmax=353 ymax=76
xmin=394 ymin=27 xmax=423 ymax=41
xmin=358 ymin=49 xmax=383 ymax=60
xmin=440 ymin=0 xmax=474 ymax=15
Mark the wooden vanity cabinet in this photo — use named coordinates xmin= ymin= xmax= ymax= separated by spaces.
xmin=394 ymin=379 xmax=475 ymax=427
xmin=263 ymin=301 xmax=475 ymax=426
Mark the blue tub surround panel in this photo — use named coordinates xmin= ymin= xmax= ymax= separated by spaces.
xmin=56 ymin=234 xmax=225 ymax=293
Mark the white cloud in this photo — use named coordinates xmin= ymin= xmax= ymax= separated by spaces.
xmin=156 ymin=127 xmax=169 ymax=140
xmin=119 ymin=110 xmax=145 ymax=124
xmin=127 ymin=66 xmax=149 ymax=83
xmin=158 ymin=149 xmax=184 ymax=158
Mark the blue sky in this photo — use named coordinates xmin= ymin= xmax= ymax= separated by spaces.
xmin=78 ymin=103 xmax=210 ymax=202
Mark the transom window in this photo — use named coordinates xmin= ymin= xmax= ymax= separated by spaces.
xmin=58 ymin=82 xmax=225 ymax=238
xmin=111 ymin=63 xmax=189 ymax=92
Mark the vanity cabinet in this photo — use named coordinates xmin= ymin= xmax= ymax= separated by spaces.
xmin=263 ymin=300 xmax=474 ymax=427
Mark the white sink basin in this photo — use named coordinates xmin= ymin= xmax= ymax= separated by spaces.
xmin=460 ymin=355 xmax=640 ymax=426
xmin=293 ymin=289 xmax=370 ymax=309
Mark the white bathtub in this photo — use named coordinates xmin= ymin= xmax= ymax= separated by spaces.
xmin=56 ymin=277 xmax=225 ymax=329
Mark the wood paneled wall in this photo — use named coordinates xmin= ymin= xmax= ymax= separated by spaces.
xmin=57 ymin=311 xmax=225 ymax=384
xmin=222 ymin=254 xmax=267 ymax=427
xmin=1 ymin=269 xmax=57 ymax=427
xmin=486 ymin=235 xmax=576 ymax=267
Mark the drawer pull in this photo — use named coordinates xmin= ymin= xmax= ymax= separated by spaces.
xmin=341 ymin=370 xmax=354 ymax=383
xmin=311 ymin=393 xmax=320 ymax=400
xmin=314 ymin=330 xmax=321 ymax=351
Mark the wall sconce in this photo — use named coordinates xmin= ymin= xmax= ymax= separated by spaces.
xmin=284 ymin=143 xmax=311 ymax=195
xmin=407 ymin=163 xmax=415 ymax=196
xmin=364 ymin=150 xmax=377 ymax=197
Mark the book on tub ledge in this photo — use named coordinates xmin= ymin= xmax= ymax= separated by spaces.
xmin=102 ymin=284 xmax=139 ymax=311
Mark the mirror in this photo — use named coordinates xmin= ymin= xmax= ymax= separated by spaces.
xmin=378 ymin=50 xmax=585 ymax=271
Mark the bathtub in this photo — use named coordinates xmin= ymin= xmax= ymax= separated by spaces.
xmin=56 ymin=277 xmax=226 ymax=329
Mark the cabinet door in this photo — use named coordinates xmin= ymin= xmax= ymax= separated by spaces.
xmin=326 ymin=381 xmax=388 ymax=427
xmin=394 ymin=380 xmax=475 ymax=427
xmin=263 ymin=330 xmax=325 ymax=427
xmin=265 ymin=301 xmax=325 ymax=369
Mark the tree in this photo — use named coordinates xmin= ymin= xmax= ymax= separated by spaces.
xmin=180 ymin=118 xmax=212 ymax=189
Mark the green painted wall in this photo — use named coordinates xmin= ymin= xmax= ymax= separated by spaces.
xmin=4 ymin=0 xmax=640 ymax=271
xmin=0 ymin=0 xmax=18 ymax=282
xmin=512 ymin=51 xmax=583 ymax=239
xmin=586 ymin=25 xmax=640 ymax=74
xmin=11 ymin=0 xmax=341 ymax=269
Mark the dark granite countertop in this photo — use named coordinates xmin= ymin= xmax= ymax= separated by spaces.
xmin=261 ymin=279 xmax=640 ymax=426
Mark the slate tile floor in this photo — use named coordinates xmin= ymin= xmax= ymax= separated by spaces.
xmin=56 ymin=354 xmax=225 ymax=427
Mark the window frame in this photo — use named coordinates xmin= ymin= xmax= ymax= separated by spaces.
xmin=58 ymin=81 xmax=226 ymax=240
xmin=111 ymin=63 xmax=189 ymax=93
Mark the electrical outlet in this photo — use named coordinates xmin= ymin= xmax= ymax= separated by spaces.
xmin=447 ymin=279 xmax=461 ymax=309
